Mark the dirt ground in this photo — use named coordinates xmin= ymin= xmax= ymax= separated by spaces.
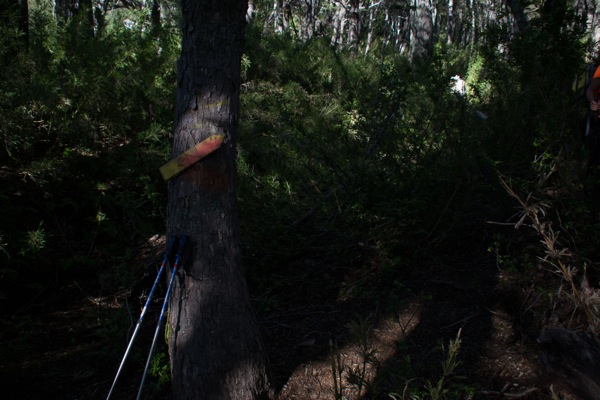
xmin=0 ymin=235 xmax=572 ymax=400
xmin=261 ymin=250 xmax=547 ymax=400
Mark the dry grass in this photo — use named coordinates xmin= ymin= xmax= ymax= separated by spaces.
xmin=499 ymin=175 xmax=600 ymax=334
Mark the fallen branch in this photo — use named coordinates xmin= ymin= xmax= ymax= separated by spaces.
xmin=480 ymin=386 xmax=539 ymax=399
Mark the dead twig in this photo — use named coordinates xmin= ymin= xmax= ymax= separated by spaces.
xmin=481 ymin=386 xmax=539 ymax=399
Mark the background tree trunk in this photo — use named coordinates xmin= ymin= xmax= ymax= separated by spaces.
xmin=410 ymin=0 xmax=435 ymax=59
xmin=347 ymin=0 xmax=360 ymax=55
xmin=504 ymin=0 xmax=530 ymax=33
xmin=54 ymin=0 xmax=80 ymax=20
xmin=166 ymin=0 xmax=271 ymax=399
xmin=330 ymin=5 xmax=346 ymax=48
xmin=151 ymin=0 xmax=161 ymax=35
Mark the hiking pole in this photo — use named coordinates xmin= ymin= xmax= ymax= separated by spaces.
xmin=105 ymin=236 xmax=178 ymax=400
xmin=136 ymin=234 xmax=189 ymax=400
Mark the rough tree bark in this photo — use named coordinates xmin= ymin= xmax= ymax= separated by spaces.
xmin=347 ymin=0 xmax=360 ymax=55
xmin=504 ymin=0 xmax=530 ymax=33
xmin=54 ymin=0 xmax=80 ymax=20
xmin=538 ymin=328 xmax=600 ymax=400
xmin=409 ymin=0 xmax=435 ymax=59
xmin=166 ymin=0 xmax=272 ymax=399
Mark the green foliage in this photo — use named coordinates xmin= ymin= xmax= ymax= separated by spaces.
xmin=480 ymin=2 xmax=586 ymax=175
xmin=149 ymin=352 xmax=171 ymax=387
xmin=0 ymin=2 xmax=179 ymax=302
xmin=240 ymin=30 xmax=502 ymax=307
xmin=239 ymin=13 xmax=597 ymax=395
xmin=389 ymin=330 xmax=474 ymax=400
xmin=329 ymin=316 xmax=379 ymax=399
xmin=1 ymin=1 xmax=596 ymax=396
xmin=467 ymin=10 xmax=600 ymax=343
xmin=21 ymin=221 xmax=48 ymax=255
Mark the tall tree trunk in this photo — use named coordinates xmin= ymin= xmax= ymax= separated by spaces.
xmin=151 ymin=0 xmax=161 ymax=35
xmin=347 ymin=0 xmax=360 ymax=55
xmin=303 ymin=0 xmax=319 ymax=39
xmin=409 ymin=0 xmax=434 ymax=59
xmin=330 ymin=5 xmax=346 ymax=48
xmin=54 ymin=0 xmax=79 ymax=20
xmin=272 ymin=0 xmax=284 ymax=33
xmin=447 ymin=0 xmax=455 ymax=44
xmin=167 ymin=0 xmax=271 ymax=399
xmin=364 ymin=0 xmax=378 ymax=54
xmin=504 ymin=0 xmax=530 ymax=33
xmin=572 ymin=0 xmax=599 ymax=56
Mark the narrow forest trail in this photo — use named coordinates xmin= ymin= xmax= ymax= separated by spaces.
xmin=260 ymin=248 xmax=547 ymax=399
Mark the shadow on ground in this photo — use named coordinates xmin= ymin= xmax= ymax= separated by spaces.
xmin=0 ymin=229 xmax=548 ymax=400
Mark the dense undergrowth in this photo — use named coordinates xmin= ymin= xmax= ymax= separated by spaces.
xmin=0 ymin=5 xmax=178 ymax=303
xmin=1 ymin=1 xmax=600 ymax=399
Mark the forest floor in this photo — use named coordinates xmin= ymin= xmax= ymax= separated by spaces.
xmin=0 ymin=232 xmax=562 ymax=400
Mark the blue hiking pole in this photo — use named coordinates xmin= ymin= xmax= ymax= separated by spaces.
xmin=136 ymin=234 xmax=189 ymax=400
xmin=105 ymin=236 xmax=178 ymax=400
